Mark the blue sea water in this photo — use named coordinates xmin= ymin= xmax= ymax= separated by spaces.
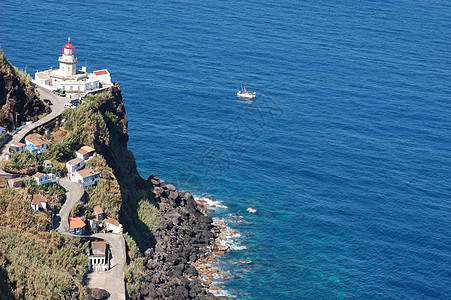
xmin=1 ymin=0 xmax=450 ymax=298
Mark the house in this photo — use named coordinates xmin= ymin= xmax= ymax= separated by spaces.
xmin=7 ymin=177 xmax=22 ymax=188
xmin=9 ymin=141 xmax=25 ymax=154
xmin=89 ymin=219 xmax=100 ymax=233
xmin=75 ymin=145 xmax=95 ymax=161
xmin=25 ymin=133 xmax=47 ymax=155
xmin=93 ymin=205 xmax=105 ymax=221
xmin=43 ymin=160 xmax=53 ymax=168
xmin=69 ymin=217 xmax=86 ymax=235
xmin=88 ymin=240 xmax=109 ymax=272
xmin=31 ymin=194 xmax=48 ymax=211
xmin=33 ymin=172 xmax=59 ymax=186
xmin=105 ymin=217 xmax=122 ymax=234
xmin=66 ymin=158 xmax=85 ymax=180
xmin=73 ymin=168 xmax=100 ymax=187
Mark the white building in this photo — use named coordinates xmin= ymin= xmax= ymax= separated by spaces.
xmin=106 ymin=217 xmax=123 ymax=234
xmin=33 ymin=172 xmax=59 ymax=186
xmin=73 ymin=168 xmax=100 ymax=187
xmin=75 ymin=145 xmax=95 ymax=161
xmin=88 ymin=241 xmax=109 ymax=272
xmin=25 ymin=133 xmax=47 ymax=155
xmin=34 ymin=38 xmax=112 ymax=93
xmin=31 ymin=194 xmax=48 ymax=211
xmin=66 ymin=157 xmax=85 ymax=180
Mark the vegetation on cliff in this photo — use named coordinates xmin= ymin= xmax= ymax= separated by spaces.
xmin=0 ymin=189 xmax=88 ymax=299
xmin=0 ymin=49 xmax=49 ymax=130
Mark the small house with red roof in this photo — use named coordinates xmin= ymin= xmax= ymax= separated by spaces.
xmin=25 ymin=133 xmax=47 ymax=155
xmin=9 ymin=141 xmax=25 ymax=154
xmin=105 ymin=217 xmax=122 ymax=234
xmin=43 ymin=160 xmax=53 ymax=168
xmin=31 ymin=194 xmax=48 ymax=211
xmin=33 ymin=172 xmax=59 ymax=186
xmin=69 ymin=217 xmax=86 ymax=235
xmin=75 ymin=145 xmax=95 ymax=161
xmin=93 ymin=205 xmax=105 ymax=221
xmin=74 ymin=168 xmax=100 ymax=187
xmin=7 ymin=177 xmax=23 ymax=188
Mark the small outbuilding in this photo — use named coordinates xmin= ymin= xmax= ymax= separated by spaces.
xmin=31 ymin=194 xmax=48 ymax=211
xmin=105 ymin=217 xmax=122 ymax=234
xmin=43 ymin=160 xmax=53 ymax=168
xmin=93 ymin=205 xmax=105 ymax=221
xmin=75 ymin=145 xmax=95 ymax=161
xmin=8 ymin=177 xmax=23 ymax=188
xmin=9 ymin=141 xmax=25 ymax=154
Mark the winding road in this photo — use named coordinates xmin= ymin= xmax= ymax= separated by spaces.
xmin=56 ymin=179 xmax=126 ymax=300
xmin=0 ymin=84 xmax=127 ymax=299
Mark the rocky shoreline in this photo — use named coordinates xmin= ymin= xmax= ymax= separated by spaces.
xmin=137 ymin=175 xmax=233 ymax=299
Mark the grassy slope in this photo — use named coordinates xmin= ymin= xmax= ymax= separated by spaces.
xmin=0 ymin=188 xmax=89 ymax=299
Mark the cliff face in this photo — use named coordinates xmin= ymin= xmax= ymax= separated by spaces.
xmin=0 ymin=50 xmax=49 ymax=130
xmin=91 ymin=86 xmax=223 ymax=299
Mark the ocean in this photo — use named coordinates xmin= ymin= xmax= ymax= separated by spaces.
xmin=1 ymin=0 xmax=450 ymax=298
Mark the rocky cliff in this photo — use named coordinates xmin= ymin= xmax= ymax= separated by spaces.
xmin=0 ymin=50 xmax=49 ymax=129
xmin=85 ymin=86 xmax=225 ymax=299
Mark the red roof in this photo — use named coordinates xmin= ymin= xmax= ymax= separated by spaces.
xmin=63 ymin=39 xmax=75 ymax=49
xmin=107 ymin=217 xmax=120 ymax=227
xmin=94 ymin=70 xmax=108 ymax=76
xmin=92 ymin=241 xmax=107 ymax=250
xmin=32 ymin=194 xmax=48 ymax=205
xmin=93 ymin=205 xmax=104 ymax=215
xmin=70 ymin=217 xmax=86 ymax=229
xmin=33 ymin=172 xmax=45 ymax=178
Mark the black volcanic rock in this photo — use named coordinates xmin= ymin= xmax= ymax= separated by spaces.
xmin=139 ymin=184 xmax=220 ymax=299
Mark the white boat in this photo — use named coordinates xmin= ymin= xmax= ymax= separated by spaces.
xmin=237 ymin=86 xmax=256 ymax=99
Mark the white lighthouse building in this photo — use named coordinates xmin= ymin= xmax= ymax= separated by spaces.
xmin=34 ymin=38 xmax=112 ymax=94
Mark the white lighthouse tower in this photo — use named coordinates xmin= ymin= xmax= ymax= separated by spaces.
xmin=58 ymin=37 xmax=78 ymax=77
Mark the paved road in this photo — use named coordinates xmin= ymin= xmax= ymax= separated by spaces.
xmin=0 ymin=84 xmax=66 ymax=176
xmin=86 ymin=233 xmax=126 ymax=300
xmin=55 ymin=178 xmax=85 ymax=232
xmin=56 ymin=179 xmax=126 ymax=300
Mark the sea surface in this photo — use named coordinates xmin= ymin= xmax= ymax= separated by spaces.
xmin=1 ymin=0 xmax=450 ymax=298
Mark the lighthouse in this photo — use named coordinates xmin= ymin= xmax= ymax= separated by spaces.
xmin=34 ymin=38 xmax=112 ymax=94
xmin=58 ymin=38 xmax=78 ymax=77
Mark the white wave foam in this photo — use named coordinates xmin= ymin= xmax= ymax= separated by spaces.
xmin=246 ymin=207 xmax=257 ymax=213
xmin=194 ymin=195 xmax=228 ymax=209
xmin=230 ymin=243 xmax=247 ymax=251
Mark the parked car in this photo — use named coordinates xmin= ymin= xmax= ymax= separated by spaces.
xmin=53 ymin=89 xmax=66 ymax=97
xmin=43 ymin=98 xmax=52 ymax=105
xmin=64 ymin=103 xmax=76 ymax=108
xmin=70 ymin=99 xmax=82 ymax=106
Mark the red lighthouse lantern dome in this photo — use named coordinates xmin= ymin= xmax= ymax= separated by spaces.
xmin=62 ymin=37 xmax=75 ymax=57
